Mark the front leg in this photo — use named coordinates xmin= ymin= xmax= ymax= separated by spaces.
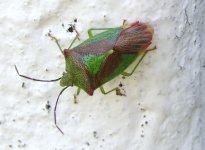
xmin=68 ymin=27 xmax=80 ymax=49
xmin=47 ymin=33 xmax=64 ymax=55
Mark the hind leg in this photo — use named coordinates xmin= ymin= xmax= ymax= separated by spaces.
xmin=121 ymin=46 xmax=156 ymax=77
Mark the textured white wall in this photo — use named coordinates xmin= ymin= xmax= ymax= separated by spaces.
xmin=0 ymin=0 xmax=204 ymax=150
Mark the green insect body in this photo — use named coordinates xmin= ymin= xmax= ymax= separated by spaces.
xmin=60 ymin=21 xmax=154 ymax=95
xmin=15 ymin=20 xmax=155 ymax=134
xmin=16 ymin=21 xmax=154 ymax=96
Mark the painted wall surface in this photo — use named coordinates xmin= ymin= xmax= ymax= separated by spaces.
xmin=0 ymin=0 xmax=204 ymax=150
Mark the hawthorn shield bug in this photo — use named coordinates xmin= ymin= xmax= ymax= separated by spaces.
xmin=15 ymin=20 xmax=155 ymax=134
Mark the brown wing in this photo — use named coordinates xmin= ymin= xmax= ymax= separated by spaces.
xmin=94 ymin=51 xmax=122 ymax=87
xmin=113 ymin=22 xmax=153 ymax=53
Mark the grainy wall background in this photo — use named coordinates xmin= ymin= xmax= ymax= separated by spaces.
xmin=0 ymin=0 xmax=204 ymax=149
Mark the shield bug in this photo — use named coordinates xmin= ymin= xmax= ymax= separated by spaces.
xmin=15 ymin=20 xmax=156 ymax=134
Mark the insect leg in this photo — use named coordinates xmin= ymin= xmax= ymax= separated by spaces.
xmin=76 ymin=87 xmax=81 ymax=95
xmin=122 ymin=19 xmax=127 ymax=28
xmin=146 ymin=46 xmax=157 ymax=52
xmin=88 ymin=28 xmax=114 ymax=37
xmin=100 ymin=86 xmax=125 ymax=96
xmin=68 ymin=34 xmax=79 ymax=49
xmin=121 ymin=46 xmax=156 ymax=77
xmin=54 ymin=86 xmax=68 ymax=135
xmin=72 ymin=88 xmax=81 ymax=104
xmin=68 ymin=26 xmax=80 ymax=49
xmin=47 ymin=33 xmax=64 ymax=55
xmin=15 ymin=65 xmax=62 ymax=82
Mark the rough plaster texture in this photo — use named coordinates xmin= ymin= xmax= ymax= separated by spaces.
xmin=0 ymin=0 xmax=204 ymax=150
